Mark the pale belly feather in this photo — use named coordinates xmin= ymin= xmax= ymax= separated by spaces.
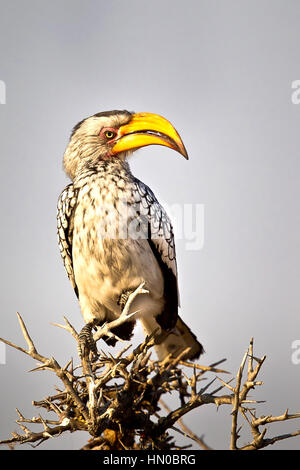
xmin=72 ymin=203 xmax=165 ymax=325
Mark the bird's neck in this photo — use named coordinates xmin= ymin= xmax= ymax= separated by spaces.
xmin=73 ymin=157 xmax=132 ymax=187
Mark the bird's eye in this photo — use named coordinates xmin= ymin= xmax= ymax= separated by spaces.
xmin=104 ymin=130 xmax=115 ymax=139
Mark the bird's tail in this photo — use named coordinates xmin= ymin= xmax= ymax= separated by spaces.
xmin=141 ymin=315 xmax=204 ymax=362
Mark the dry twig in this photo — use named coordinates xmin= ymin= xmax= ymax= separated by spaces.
xmin=0 ymin=302 xmax=300 ymax=449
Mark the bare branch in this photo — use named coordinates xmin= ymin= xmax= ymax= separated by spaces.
xmin=1 ymin=320 xmax=300 ymax=451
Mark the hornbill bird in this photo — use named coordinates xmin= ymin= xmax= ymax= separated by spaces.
xmin=57 ymin=110 xmax=204 ymax=361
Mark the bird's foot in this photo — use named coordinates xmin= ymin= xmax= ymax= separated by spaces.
xmin=118 ymin=289 xmax=134 ymax=312
xmin=78 ymin=321 xmax=99 ymax=360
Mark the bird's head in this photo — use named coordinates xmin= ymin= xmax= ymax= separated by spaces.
xmin=63 ymin=110 xmax=188 ymax=180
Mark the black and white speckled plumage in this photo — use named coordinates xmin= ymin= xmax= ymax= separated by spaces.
xmin=57 ymin=184 xmax=79 ymax=296
xmin=57 ymin=111 xmax=203 ymax=360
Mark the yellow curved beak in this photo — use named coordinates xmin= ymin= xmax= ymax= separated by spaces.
xmin=111 ymin=112 xmax=188 ymax=159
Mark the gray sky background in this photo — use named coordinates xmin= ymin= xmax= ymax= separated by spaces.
xmin=0 ymin=0 xmax=300 ymax=450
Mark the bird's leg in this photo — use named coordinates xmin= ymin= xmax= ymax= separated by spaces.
xmin=118 ymin=289 xmax=134 ymax=312
xmin=78 ymin=320 xmax=99 ymax=360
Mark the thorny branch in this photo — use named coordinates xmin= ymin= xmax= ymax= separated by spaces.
xmin=0 ymin=286 xmax=300 ymax=449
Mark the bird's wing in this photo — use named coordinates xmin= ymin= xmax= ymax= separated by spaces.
xmin=57 ymin=183 xmax=79 ymax=297
xmin=132 ymin=179 xmax=203 ymax=361
xmin=132 ymin=178 xmax=180 ymax=330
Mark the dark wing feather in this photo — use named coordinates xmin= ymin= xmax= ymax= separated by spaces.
xmin=133 ymin=179 xmax=179 ymax=331
xmin=57 ymin=184 xmax=79 ymax=297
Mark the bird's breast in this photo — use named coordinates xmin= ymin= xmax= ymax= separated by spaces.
xmin=71 ymin=177 xmax=164 ymax=304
